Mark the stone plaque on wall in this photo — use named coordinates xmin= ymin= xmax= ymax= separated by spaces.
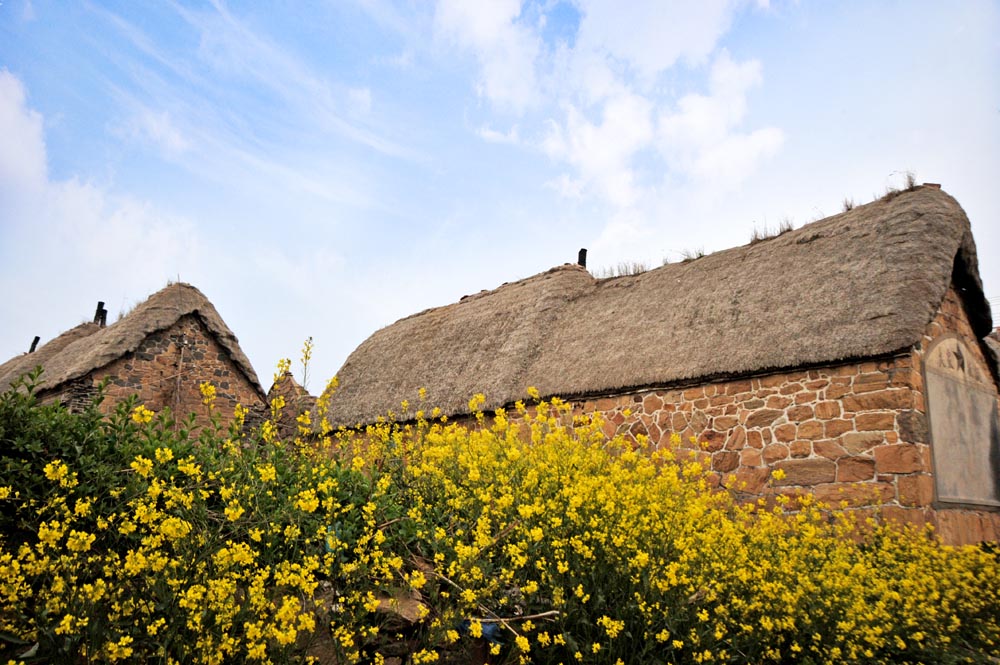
xmin=925 ymin=336 xmax=1000 ymax=508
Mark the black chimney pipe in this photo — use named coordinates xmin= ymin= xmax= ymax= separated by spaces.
xmin=29 ymin=336 xmax=40 ymax=353
xmin=578 ymin=248 xmax=587 ymax=268
xmin=94 ymin=301 xmax=108 ymax=328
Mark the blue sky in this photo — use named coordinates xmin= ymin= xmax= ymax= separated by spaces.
xmin=1 ymin=0 xmax=998 ymax=391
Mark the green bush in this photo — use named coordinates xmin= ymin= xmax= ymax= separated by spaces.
xmin=0 ymin=378 xmax=997 ymax=664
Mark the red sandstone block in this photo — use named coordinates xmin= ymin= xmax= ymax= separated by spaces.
xmin=780 ymin=382 xmax=804 ymax=395
xmin=814 ymin=401 xmax=841 ymax=419
xmin=596 ymin=398 xmax=617 ymax=411
xmin=897 ymin=474 xmax=935 ymax=507
xmin=724 ymin=427 xmax=747 ymax=451
xmin=794 ymin=391 xmax=818 ymax=404
xmin=855 ymin=412 xmax=895 ymax=431
xmin=745 ymin=409 xmax=783 ymax=428
xmin=842 ymin=389 xmax=912 ymax=412
xmin=789 ymin=440 xmax=812 ymax=458
xmin=840 ymin=431 xmax=884 ymax=454
xmin=683 ymin=387 xmax=705 ymax=400
xmin=873 ymin=444 xmax=923 ymax=474
xmin=725 ymin=380 xmax=753 ymax=395
xmin=824 ymin=419 xmax=854 ymax=438
xmin=787 ymin=405 xmax=814 ymax=421
xmin=836 ymin=457 xmax=876 ymax=482
xmin=710 ymin=394 xmax=736 ymax=407
xmin=881 ymin=506 xmax=929 ymax=530
xmin=762 ymin=443 xmax=789 ymax=464
xmin=642 ymin=394 xmax=663 ymax=413
xmin=712 ymin=451 xmax=740 ymax=472
xmin=852 ymin=372 xmax=890 ymax=394
xmin=765 ymin=395 xmax=793 ymax=409
xmin=814 ymin=481 xmax=893 ymax=507
xmin=772 ymin=458 xmax=836 ymax=486
xmin=758 ymin=374 xmax=786 ymax=388
xmin=774 ymin=424 xmax=796 ymax=442
xmin=825 ymin=384 xmax=851 ymax=399
xmin=701 ymin=430 xmax=727 ymax=452
xmin=712 ymin=415 xmax=739 ymax=430
xmin=731 ymin=467 xmax=771 ymax=494
xmin=740 ymin=448 xmax=762 ymax=467
xmin=796 ymin=420 xmax=824 ymax=440
xmin=813 ymin=439 xmax=848 ymax=460
xmin=689 ymin=411 xmax=709 ymax=432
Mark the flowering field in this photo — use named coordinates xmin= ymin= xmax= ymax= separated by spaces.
xmin=1 ymin=371 xmax=998 ymax=664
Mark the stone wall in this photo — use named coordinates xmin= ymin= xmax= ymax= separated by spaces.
xmin=48 ymin=314 xmax=265 ymax=427
xmin=567 ymin=284 xmax=1000 ymax=546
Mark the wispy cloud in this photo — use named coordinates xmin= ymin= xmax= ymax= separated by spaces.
xmin=173 ymin=0 xmax=412 ymax=158
xmin=0 ymin=69 xmax=204 ymax=345
xmin=435 ymin=0 xmax=542 ymax=112
xmin=434 ymin=0 xmax=781 ymax=212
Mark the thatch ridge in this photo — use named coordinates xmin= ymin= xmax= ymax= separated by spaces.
xmin=0 ymin=283 xmax=265 ymax=398
xmin=327 ymin=186 xmax=992 ymax=425
xmin=0 ymin=323 xmax=101 ymax=390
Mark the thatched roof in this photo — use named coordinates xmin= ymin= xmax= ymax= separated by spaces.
xmin=0 ymin=283 xmax=265 ymax=397
xmin=328 ymin=186 xmax=992 ymax=425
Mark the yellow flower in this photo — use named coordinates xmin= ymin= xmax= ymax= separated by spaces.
xmin=130 ymin=456 xmax=153 ymax=478
xmin=131 ymin=405 xmax=154 ymax=424
xmin=66 ymin=529 xmax=96 ymax=552
xmin=468 ymin=393 xmax=486 ymax=412
xmin=257 ymin=464 xmax=277 ymax=483
xmin=199 ymin=381 xmax=217 ymax=408
xmin=468 ymin=620 xmax=483 ymax=638
xmin=43 ymin=459 xmax=69 ymax=482
xmin=225 ymin=501 xmax=245 ymax=522
xmin=295 ymin=489 xmax=319 ymax=513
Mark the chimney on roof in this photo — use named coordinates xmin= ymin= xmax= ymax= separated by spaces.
xmin=578 ymin=248 xmax=587 ymax=268
xmin=29 ymin=336 xmax=40 ymax=353
xmin=94 ymin=301 xmax=108 ymax=328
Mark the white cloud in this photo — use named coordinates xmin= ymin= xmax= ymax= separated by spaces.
xmin=657 ymin=51 xmax=783 ymax=185
xmin=0 ymin=70 xmax=46 ymax=204
xmin=574 ymin=0 xmax=738 ymax=79
xmin=434 ymin=3 xmax=782 ymax=208
xmin=477 ymin=124 xmax=520 ymax=144
xmin=434 ymin=0 xmax=541 ymax=111
xmin=0 ymin=70 xmax=203 ymax=355
xmin=544 ymin=91 xmax=654 ymax=207
xmin=124 ymin=108 xmax=192 ymax=157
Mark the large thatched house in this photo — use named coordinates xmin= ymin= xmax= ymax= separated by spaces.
xmin=0 ymin=283 xmax=267 ymax=423
xmin=329 ymin=185 xmax=1000 ymax=545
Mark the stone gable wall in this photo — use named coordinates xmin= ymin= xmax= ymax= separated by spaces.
xmin=568 ymin=284 xmax=999 ymax=546
xmin=47 ymin=314 xmax=265 ymax=426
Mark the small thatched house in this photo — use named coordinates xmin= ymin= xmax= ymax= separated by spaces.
xmin=329 ymin=185 xmax=1000 ymax=545
xmin=0 ymin=283 xmax=267 ymax=422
